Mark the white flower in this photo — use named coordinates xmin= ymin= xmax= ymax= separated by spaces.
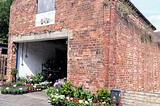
xmin=13 ymin=85 xmax=16 ymax=87
xmin=30 ymin=79 xmax=33 ymax=81
xmin=85 ymin=101 xmax=89 ymax=104
xmin=33 ymin=85 xmax=36 ymax=88
xmin=59 ymin=95 xmax=65 ymax=99
xmin=66 ymin=97 xmax=70 ymax=100
xmin=70 ymin=98 xmax=73 ymax=100
xmin=102 ymin=102 xmax=106 ymax=104
xmin=6 ymin=87 xmax=9 ymax=90
xmin=79 ymin=100 xmax=83 ymax=103
xmin=88 ymin=99 xmax=92 ymax=102
xmin=89 ymin=101 xmax=92 ymax=103
xmin=19 ymin=88 xmax=23 ymax=90
xmin=50 ymin=94 xmax=54 ymax=98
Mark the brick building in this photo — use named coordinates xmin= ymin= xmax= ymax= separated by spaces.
xmin=8 ymin=0 xmax=160 ymax=92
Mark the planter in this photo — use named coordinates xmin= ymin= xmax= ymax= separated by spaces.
xmin=16 ymin=91 xmax=20 ymax=95
xmin=27 ymin=90 xmax=32 ymax=93
xmin=51 ymin=104 xmax=66 ymax=106
xmin=3 ymin=92 xmax=7 ymax=94
xmin=23 ymin=91 xmax=27 ymax=94
xmin=11 ymin=92 xmax=17 ymax=95
xmin=19 ymin=92 xmax=23 ymax=95
xmin=8 ymin=91 xmax=11 ymax=94
xmin=1 ymin=91 xmax=4 ymax=94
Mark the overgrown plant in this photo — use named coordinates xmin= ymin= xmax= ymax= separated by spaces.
xmin=116 ymin=0 xmax=134 ymax=16
xmin=141 ymin=34 xmax=152 ymax=43
xmin=11 ymin=68 xmax=18 ymax=82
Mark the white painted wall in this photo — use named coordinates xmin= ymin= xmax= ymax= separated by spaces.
xmin=17 ymin=41 xmax=66 ymax=77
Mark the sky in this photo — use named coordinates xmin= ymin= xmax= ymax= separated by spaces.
xmin=130 ymin=0 xmax=160 ymax=31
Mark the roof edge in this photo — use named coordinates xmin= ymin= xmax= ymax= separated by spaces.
xmin=126 ymin=0 xmax=156 ymax=30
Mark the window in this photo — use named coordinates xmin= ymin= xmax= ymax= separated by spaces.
xmin=37 ymin=0 xmax=55 ymax=14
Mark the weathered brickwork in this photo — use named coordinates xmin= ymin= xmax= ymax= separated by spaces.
xmin=107 ymin=7 xmax=160 ymax=92
xmin=8 ymin=0 xmax=109 ymax=92
xmin=8 ymin=0 xmax=160 ymax=93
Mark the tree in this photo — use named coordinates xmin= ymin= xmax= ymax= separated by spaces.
xmin=0 ymin=0 xmax=13 ymax=43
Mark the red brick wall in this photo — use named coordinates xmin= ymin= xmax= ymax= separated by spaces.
xmin=107 ymin=7 xmax=160 ymax=92
xmin=8 ymin=0 xmax=109 ymax=92
xmin=8 ymin=0 xmax=160 ymax=92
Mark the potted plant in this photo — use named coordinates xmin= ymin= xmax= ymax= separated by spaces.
xmin=36 ymin=85 xmax=42 ymax=91
xmin=7 ymin=88 xmax=12 ymax=94
xmin=9 ymin=88 xmax=13 ymax=95
xmin=16 ymin=88 xmax=20 ymax=95
xmin=23 ymin=87 xmax=27 ymax=94
xmin=27 ymin=86 xmax=32 ymax=93
xmin=97 ymin=88 xmax=111 ymax=106
xmin=11 ymin=68 xmax=18 ymax=82
xmin=12 ymin=89 xmax=17 ymax=95
xmin=19 ymin=88 xmax=23 ymax=94
xmin=16 ymin=82 xmax=23 ymax=87
xmin=58 ymin=81 xmax=74 ymax=97
xmin=4 ymin=89 xmax=8 ymax=94
xmin=1 ymin=88 xmax=5 ymax=94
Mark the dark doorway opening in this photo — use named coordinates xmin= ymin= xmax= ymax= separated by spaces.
xmin=42 ymin=39 xmax=68 ymax=82
xmin=17 ymin=39 xmax=68 ymax=83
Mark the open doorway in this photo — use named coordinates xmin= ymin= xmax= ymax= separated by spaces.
xmin=17 ymin=39 xmax=67 ymax=82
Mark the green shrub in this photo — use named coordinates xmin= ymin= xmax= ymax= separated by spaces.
xmin=2 ymin=82 xmax=12 ymax=87
xmin=73 ymin=86 xmax=94 ymax=101
xmin=46 ymin=87 xmax=57 ymax=96
xmin=32 ymin=73 xmax=43 ymax=83
xmin=16 ymin=82 xmax=23 ymax=87
xmin=97 ymin=88 xmax=110 ymax=102
xmin=36 ymin=85 xmax=42 ymax=90
xmin=11 ymin=68 xmax=18 ymax=75
xmin=59 ymin=81 xmax=74 ymax=97
xmin=18 ymin=77 xmax=27 ymax=82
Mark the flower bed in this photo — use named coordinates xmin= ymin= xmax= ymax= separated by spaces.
xmin=46 ymin=80 xmax=116 ymax=106
xmin=1 ymin=73 xmax=51 ymax=95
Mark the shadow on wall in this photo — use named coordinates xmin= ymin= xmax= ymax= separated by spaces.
xmin=17 ymin=41 xmax=66 ymax=77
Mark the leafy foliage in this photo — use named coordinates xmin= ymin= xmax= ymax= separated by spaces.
xmin=46 ymin=80 xmax=115 ymax=106
xmin=73 ymin=86 xmax=94 ymax=100
xmin=97 ymin=88 xmax=111 ymax=102
xmin=11 ymin=68 xmax=18 ymax=75
xmin=18 ymin=77 xmax=27 ymax=82
xmin=32 ymin=73 xmax=43 ymax=83
xmin=0 ymin=0 xmax=13 ymax=42
xmin=59 ymin=81 xmax=74 ymax=97
xmin=46 ymin=87 xmax=57 ymax=96
xmin=141 ymin=34 xmax=152 ymax=43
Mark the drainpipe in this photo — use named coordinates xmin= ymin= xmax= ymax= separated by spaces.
xmin=16 ymin=44 xmax=19 ymax=69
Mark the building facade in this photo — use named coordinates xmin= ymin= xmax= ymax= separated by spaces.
xmin=8 ymin=0 xmax=160 ymax=93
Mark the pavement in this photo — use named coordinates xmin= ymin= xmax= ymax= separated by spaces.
xmin=0 ymin=90 xmax=51 ymax=106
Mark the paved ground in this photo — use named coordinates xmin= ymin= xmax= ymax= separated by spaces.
xmin=0 ymin=90 xmax=51 ymax=106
